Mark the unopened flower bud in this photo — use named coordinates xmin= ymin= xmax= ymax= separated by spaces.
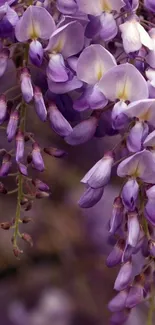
xmin=22 ymin=217 xmax=32 ymax=224
xmin=20 ymin=68 xmax=33 ymax=103
xmin=18 ymin=163 xmax=28 ymax=176
xmin=20 ymin=197 xmax=28 ymax=206
xmin=32 ymin=142 xmax=45 ymax=172
xmin=0 ymin=222 xmax=11 ymax=230
xmin=127 ymin=210 xmax=140 ymax=247
xmin=109 ymin=196 xmax=124 ymax=234
xmin=24 ymin=201 xmax=33 ymax=211
xmin=13 ymin=246 xmax=23 ymax=258
xmin=7 ymin=110 xmax=19 ymax=142
xmin=0 ymin=153 xmax=12 ymax=177
xmin=21 ymin=233 xmax=33 ymax=247
xmin=34 ymin=86 xmax=47 ymax=122
xmin=36 ymin=191 xmax=50 ymax=199
xmin=44 ymin=147 xmax=67 ymax=158
xmin=16 ymin=131 xmax=24 ymax=162
xmin=48 ymin=102 xmax=73 ymax=137
xmin=0 ymin=48 xmax=10 ymax=77
xmin=0 ymin=94 xmax=7 ymax=124
xmin=32 ymin=179 xmax=49 ymax=192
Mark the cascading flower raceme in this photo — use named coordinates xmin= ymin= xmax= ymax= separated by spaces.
xmin=1 ymin=0 xmax=155 ymax=324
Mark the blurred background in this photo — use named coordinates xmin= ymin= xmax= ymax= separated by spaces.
xmin=0 ymin=61 xmax=147 ymax=325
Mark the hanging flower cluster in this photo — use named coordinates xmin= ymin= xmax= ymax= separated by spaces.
xmin=1 ymin=0 xmax=155 ymax=323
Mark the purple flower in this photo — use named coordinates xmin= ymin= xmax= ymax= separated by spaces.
xmin=106 ymin=239 xmax=125 ymax=268
xmin=144 ymin=0 xmax=155 ymax=13
xmin=0 ymin=94 xmax=7 ymax=124
xmin=48 ymin=102 xmax=73 ymax=137
xmin=6 ymin=109 xmax=19 ymax=142
xmin=127 ymin=210 xmax=140 ymax=247
xmin=117 ymin=150 xmax=155 ymax=184
xmin=78 ymin=186 xmax=104 ymax=208
xmin=108 ymin=289 xmax=129 ymax=312
xmin=20 ymin=68 xmax=33 ymax=103
xmin=0 ymin=153 xmax=12 ymax=176
xmin=32 ymin=142 xmax=45 ymax=172
xmin=16 ymin=130 xmax=24 ymax=163
xmin=121 ymin=179 xmax=139 ymax=210
xmin=34 ymin=86 xmax=47 ymax=122
xmin=65 ymin=116 xmax=98 ymax=145
xmin=109 ymin=197 xmax=124 ymax=234
xmin=114 ymin=260 xmax=133 ymax=291
xmin=81 ymin=152 xmax=114 ymax=189
xmin=0 ymin=48 xmax=9 ymax=78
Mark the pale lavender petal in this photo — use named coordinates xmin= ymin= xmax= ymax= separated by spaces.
xmin=98 ymin=63 xmax=148 ymax=102
xmin=127 ymin=121 xmax=149 ymax=152
xmin=149 ymin=239 xmax=155 ymax=256
xmin=78 ymin=186 xmax=104 ymax=208
xmin=144 ymin=130 xmax=155 ymax=147
xmin=127 ymin=211 xmax=140 ymax=247
xmin=117 ymin=149 xmax=155 ymax=183
xmin=81 ymin=152 xmax=114 ymax=189
xmin=65 ymin=116 xmax=98 ymax=145
xmin=48 ymin=102 xmax=73 ymax=137
xmin=16 ymin=131 xmax=24 ymax=163
xmin=77 ymin=44 xmax=116 ymax=85
xmin=124 ymin=99 xmax=155 ymax=126
xmin=15 ymin=5 xmax=55 ymax=41
xmin=45 ymin=21 xmax=84 ymax=58
xmin=34 ymin=86 xmax=47 ymax=122
xmin=108 ymin=290 xmax=129 ymax=312
xmin=121 ymin=179 xmax=139 ymax=210
xmin=146 ymin=185 xmax=155 ymax=199
xmin=77 ymin=0 xmax=125 ymax=15
xmin=56 ymin=0 xmax=78 ymax=14
xmin=20 ymin=68 xmax=33 ymax=103
xmin=100 ymin=12 xmax=118 ymax=41
xmin=47 ymin=54 xmax=68 ymax=82
xmin=114 ymin=260 xmax=133 ymax=291
xmin=18 ymin=163 xmax=28 ymax=176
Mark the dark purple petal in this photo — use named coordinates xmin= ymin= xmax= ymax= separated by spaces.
xmin=127 ymin=121 xmax=149 ymax=153
xmin=145 ymin=199 xmax=155 ymax=226
xmin=149 ymin=239 xmax=155 ymax=256
xmin=78 ymin=186 xmax=104 ymax=208
xmin=29 ymin=40 xmax=43 ymax=67
xmin=121 ymin=179 xmax=139 ymax=211
xmin=110 ymin=309 xmax=130 ymax=325
xmin=65 ymin=116 xmax=98 ymax=145
xmin=73 ymin=85 xmax=108 ymax=111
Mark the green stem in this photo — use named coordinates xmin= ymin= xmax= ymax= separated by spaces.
xmin=12 ymin=174 xmax=23 ymax=247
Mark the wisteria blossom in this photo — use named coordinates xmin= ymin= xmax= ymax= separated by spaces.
xmin=1 ymin=1 xmax=155 ymax=324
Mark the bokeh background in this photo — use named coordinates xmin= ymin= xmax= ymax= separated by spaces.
xmin=0 ymin=59 xmax=148 ymax=325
